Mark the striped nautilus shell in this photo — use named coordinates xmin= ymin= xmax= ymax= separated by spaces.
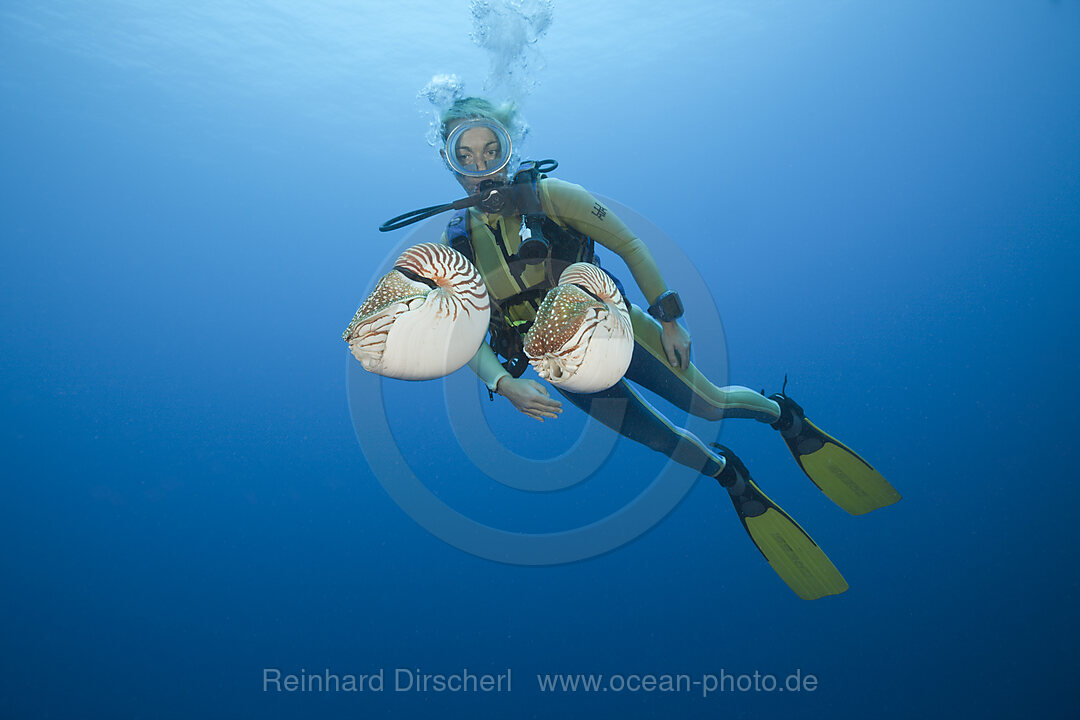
xmin=342 ymin=243 xmax=490 ymax=380
xmin=523 ymin=263 xmax=634 ymax=393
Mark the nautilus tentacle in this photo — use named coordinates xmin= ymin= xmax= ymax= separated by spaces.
xmin=523 ymin=263 xmax=634 ymax=393
xmin=342 ymin=243 xmax=490 ymax=380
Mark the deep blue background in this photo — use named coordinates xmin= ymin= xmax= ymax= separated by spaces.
xmin=2 ymin=1 xmax=1077 ymax=718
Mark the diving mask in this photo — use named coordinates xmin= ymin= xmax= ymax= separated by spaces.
xmin=444 ymin=119 xmax=513 ymax=178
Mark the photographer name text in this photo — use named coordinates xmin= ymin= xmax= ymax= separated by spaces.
xmin=263 ymin=667 xmax=511 ymax=694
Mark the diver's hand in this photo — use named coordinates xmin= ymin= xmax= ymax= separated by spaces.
xmin=661 ymin=320 xmax=691 ymax=370
xmin=496 ymin=376 xmax=563 ymax=422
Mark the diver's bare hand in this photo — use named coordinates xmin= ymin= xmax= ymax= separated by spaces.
xmin=496 ymin=376 xmax=563 ymax=421
xmin=661 ymin=320 xmax=691 ymax=370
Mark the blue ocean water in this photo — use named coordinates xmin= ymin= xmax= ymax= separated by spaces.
xmin=2 ymin=1 xmax=1078 ymax=718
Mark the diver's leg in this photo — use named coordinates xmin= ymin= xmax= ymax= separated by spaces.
xmin=627 ymin=305 xmax=897 ymax=514
xmin=555 ymin=378 xmax=847 ymax=599
xmin=626 ymin=306 xmax=779 ymax=423
xmin=555 ymin=378 xmax=726 ymax=477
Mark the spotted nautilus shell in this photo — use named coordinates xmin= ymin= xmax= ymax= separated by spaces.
xmin=342 ymin=243 xmax=490 ymax=380
xmin=523 ymin=263 xmax=634 ymax=393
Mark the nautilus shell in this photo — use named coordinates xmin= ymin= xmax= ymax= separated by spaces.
xmin=523 ymin=263 xmax=634 ymax=393
xmin=342 ymin=243 xmax=490 ymax=380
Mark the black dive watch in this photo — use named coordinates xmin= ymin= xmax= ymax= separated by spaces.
xmin=648 ymin=290 xmax=684 ymax=323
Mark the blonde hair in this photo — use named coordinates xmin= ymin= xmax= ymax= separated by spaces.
xmin=439 ymin=97 xmax=518 ymax=140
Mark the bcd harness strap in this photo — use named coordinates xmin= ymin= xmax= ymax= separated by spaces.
xmin=447 ymin=161 xmax=628 ymax=381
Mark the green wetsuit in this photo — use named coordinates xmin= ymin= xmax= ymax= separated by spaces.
xmin=443 ymin=177 xmax=781 ymax=476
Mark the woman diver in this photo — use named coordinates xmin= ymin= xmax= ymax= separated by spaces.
xmin=373 ymin=97 xmax=900 ymax=600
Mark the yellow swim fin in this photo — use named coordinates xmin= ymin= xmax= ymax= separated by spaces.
xmin=714 ymin=446 xmax=849 ymax=601
xmin=770 ymin=393 xmax=901 ymax=516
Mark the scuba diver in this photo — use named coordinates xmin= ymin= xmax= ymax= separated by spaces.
xmin=371 ymin=96 xmax=900 ymax=600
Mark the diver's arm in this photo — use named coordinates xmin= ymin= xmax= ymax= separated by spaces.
xmin=467 ymin=343 xmax=562 ymax=419
xmin=539 ymin=178 xmax=691 ymax=369
xmin=445 ymin=223 xmax=513 ymax=392
xmin=467 ymin=342 xmax=512 ymax=393
xmin=659 ymin=320 xmax=691 ymax=370
xmin=538 ymin=178 xmax=669 ymax=305
xmin=497 ymin=377 xmax=563 ymax=421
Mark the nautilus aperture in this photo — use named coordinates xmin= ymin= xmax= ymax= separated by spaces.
xmin=523 ymin=263 xmax=634 ymax=393
xmin=342 ymin=243 xmax=490 ymax=380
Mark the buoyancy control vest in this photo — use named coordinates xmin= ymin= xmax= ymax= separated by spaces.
xmin=446 ymin=161 xmax=626 ymax=378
